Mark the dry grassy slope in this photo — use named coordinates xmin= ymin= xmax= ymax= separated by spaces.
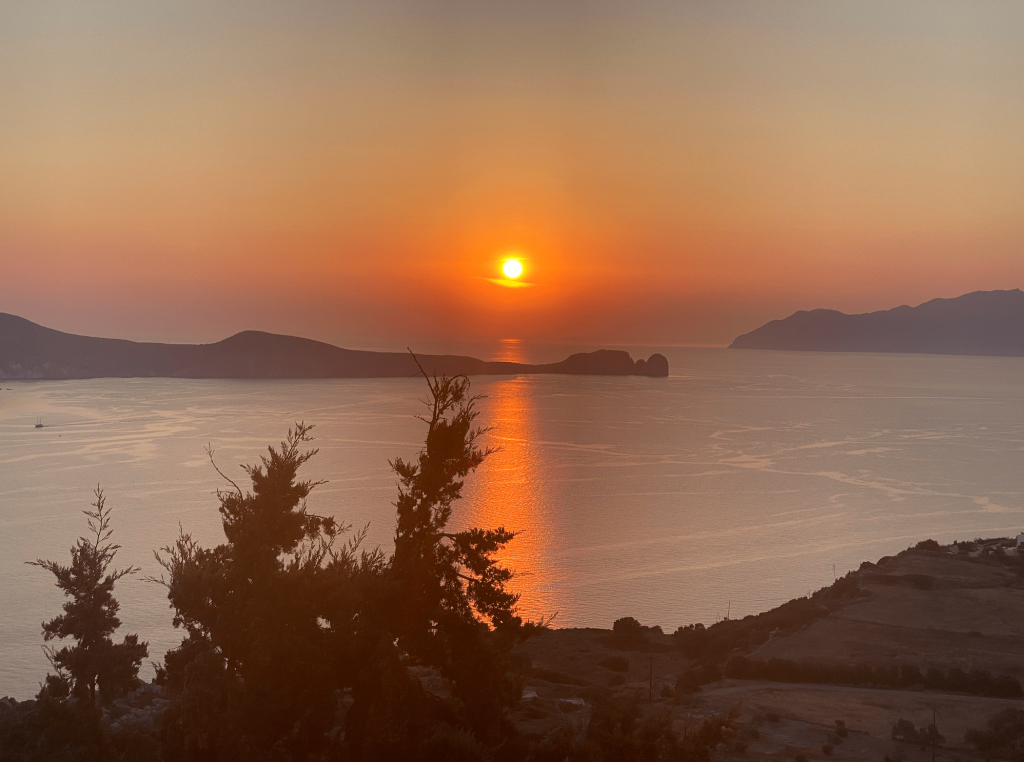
xmin=700 ymin=680 xmax=1024 ymax=761
xmin=517 ymin=628 xmax=684 ymax=690
xmin=512 ymin=547 xmax=1024 ymax=759
xmin=753 ymin=549 xmax=1024 ymax=675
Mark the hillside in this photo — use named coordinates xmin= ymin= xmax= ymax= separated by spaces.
xmin=730 ymin=289 xmax=1024 ymax=356
xmin=0 ymin=312 xmax=668 ymax=379
xmin=513 ymin=539 xmax=1024 ymax=760
xmin=6 ymin=539 xmax=1023 ymax=759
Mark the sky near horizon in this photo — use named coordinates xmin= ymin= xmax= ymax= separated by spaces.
xmin=2 ymin=2 xmax=1023 ymax=348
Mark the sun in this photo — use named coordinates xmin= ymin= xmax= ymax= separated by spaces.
xmin=502 ymin=259 xmax=523 ymax=279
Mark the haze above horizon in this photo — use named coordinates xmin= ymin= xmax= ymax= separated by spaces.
xmin=2 ymin=1 xmax=1023 ymax=347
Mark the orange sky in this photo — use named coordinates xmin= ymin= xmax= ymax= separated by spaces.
xmin=2 ymin=2 xmax=1023 ymax=347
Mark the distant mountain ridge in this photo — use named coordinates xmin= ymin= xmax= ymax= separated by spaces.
xmin=0 ymin=313 xmax=668 ymax=380
xmin=730 ymin=289 xmax=1024 ymax=357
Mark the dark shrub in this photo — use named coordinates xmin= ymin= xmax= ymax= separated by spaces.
xmin=914 ymin=539 xmax=942 ymax=551
xmin=725 ymin=657 xmax=1020 ymax=699
xmin=675 ymin=662 xmax=721 ymax=695
xmin=0 ymin=696 xmax=104 ymax=761
xmin=892 ymin=718 xmax=942 ymax=748
xmin=965 ymin=707 xmax=1024 ymax=756
xmin=992 ymin=674 xmax=1023 ymax=698
xmin=672 ymin=623 xmax=709 ymax=658
xmin=892 ymin=718 xmax=918 ymax=742
xmin=566 ymin=694 xmax=733 ymax=761
xmin=613 ymin=617 xmax=645 ymax=639
xmin=674 ymin=594 xmax=833 ymax=662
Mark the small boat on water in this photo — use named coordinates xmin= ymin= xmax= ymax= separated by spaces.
xmin=35 ymin=417 xmax=43 ymax=428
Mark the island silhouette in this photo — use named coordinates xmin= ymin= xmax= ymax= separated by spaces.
xmin=730 ymin=288 xmax=1024 ymax=357
xmin=0 ymin=312 xmax=669 ymax=380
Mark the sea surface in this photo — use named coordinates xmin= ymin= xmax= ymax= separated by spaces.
xmin=2 ymin=344 xmax=1024 ymax=697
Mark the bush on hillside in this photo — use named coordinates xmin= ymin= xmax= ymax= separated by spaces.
xmin=725 ymin=657 xmax=1022 ymax=699
xmin=965 ymin=708 xmax=1024 ymax=758
xmin=613 ymin=617 xmax=644 ymax=639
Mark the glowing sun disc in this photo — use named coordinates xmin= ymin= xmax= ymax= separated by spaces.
xmin=502 ymin=259 xmax=523 ymax=279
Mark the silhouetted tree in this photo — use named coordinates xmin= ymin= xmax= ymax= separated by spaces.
xmin=345 ymin=364 xmax=541 ymax=759
xmin=155 ymin=369 xmax=542 ymax=760
xmin=28 ymin=486 xmax=148 ymax=707
xmin=153 ymin=423 xmax=376 ymax=760
xmin=0 ymin=488 xmax=150 ymax=762
xmin=612 ymin=617 xmax=645 ymax=640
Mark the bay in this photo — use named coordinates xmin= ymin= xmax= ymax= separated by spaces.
xmin=2 ymin=345 xmax=1023 ymax=698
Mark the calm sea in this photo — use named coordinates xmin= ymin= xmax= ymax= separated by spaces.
xmin=2 ymin=345 xmax=1024 ymax=697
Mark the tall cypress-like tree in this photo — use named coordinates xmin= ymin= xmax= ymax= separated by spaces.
xmin=29 ymin=487 xmax=148 ymax=706
xmin=389 ymin=370 xmax=526 ymax=723
xmin=345 ymin=365 xmax=541 ymax=759
xmin=154 ymin=424 xmax=375 ymax=760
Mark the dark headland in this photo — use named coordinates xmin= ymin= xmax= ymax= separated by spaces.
xmin=0 ymin=312 xmax=668 ymax=380
xmin=730 ymin=288 xmax=1024 ymax=357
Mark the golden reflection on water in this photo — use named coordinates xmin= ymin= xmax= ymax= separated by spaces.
xmin=463 ymin=374 xmax=556 ymax=624
xmin=492 ymin=338 xmax=527 ymax=364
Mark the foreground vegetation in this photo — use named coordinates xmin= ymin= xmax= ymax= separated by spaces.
xmin=6 ymin=372 xmax=1024 ymax=760
xmin=0 ymin=370 xmax=730 ymax=761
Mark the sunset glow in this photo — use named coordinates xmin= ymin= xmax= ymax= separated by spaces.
xmin=1 ymin=2 xmax=1022 ymax=347
xmin=5 ymin=4 xmax=1024 ymax=744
